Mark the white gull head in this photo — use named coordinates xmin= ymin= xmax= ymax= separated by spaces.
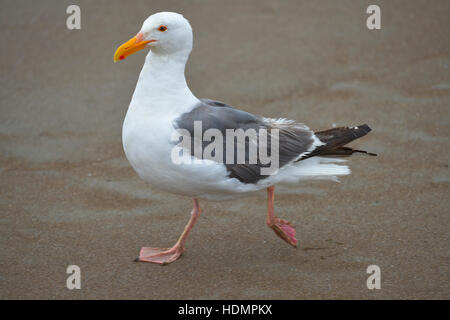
xmin=114 ymin=12 xmax=193 ymax=62
xmin=140 ymin=12 xmax=193 ymax=56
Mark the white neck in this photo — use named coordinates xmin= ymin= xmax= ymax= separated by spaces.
xmin=129 ymin=49 xmax=199 ymax=116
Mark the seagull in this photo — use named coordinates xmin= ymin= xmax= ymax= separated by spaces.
xmin=113 ymin=12 xmax=375 ymax=264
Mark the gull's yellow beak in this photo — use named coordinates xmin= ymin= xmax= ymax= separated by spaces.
xmin=114 ymin=33 xmax=153 ymax=62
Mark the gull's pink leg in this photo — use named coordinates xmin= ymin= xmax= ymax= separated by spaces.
xmin=136 ymin=199 xmax=201 ymax=265
xmin=266 ymin=186 xmax=297 ymax=247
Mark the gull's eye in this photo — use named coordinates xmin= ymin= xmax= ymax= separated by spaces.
xmin=158 ymin=25 xmax=167 ymax=32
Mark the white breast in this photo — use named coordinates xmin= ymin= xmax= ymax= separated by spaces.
xmin=122 ymin=105 xmax=174 ymax=186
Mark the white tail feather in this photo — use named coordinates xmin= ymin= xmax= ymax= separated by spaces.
xmin=277 ymin=156 xmax=350 ymax=184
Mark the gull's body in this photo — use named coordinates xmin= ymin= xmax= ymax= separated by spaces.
xmin=115 ymin=12 xmax=375 ymax=264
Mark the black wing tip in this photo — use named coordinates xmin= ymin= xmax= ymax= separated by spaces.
xmin=352 ymin=124 xmax=372 ymax=138
xmin=355 ymin=124 xmax=371 ymax=132
xmin=352 ymin=124 xmax=376 ymax=156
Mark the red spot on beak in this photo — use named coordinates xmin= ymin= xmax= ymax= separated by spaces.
xmin=119 ymin=55 xmax=125 ymax=60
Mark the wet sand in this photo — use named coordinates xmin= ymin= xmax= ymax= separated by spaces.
xmin=0 ymin=0 xmax=449 ymax=299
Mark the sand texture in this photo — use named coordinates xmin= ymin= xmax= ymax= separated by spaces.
xmin=0 ymin=0 xmax=449 ymax=299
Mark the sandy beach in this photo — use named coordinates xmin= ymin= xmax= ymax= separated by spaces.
xmin=0 ymin=0 xmax=449 ymax=299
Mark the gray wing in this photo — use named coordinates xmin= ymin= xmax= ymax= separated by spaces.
xmin=173 ymin=99 xmax=316 ymax=184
